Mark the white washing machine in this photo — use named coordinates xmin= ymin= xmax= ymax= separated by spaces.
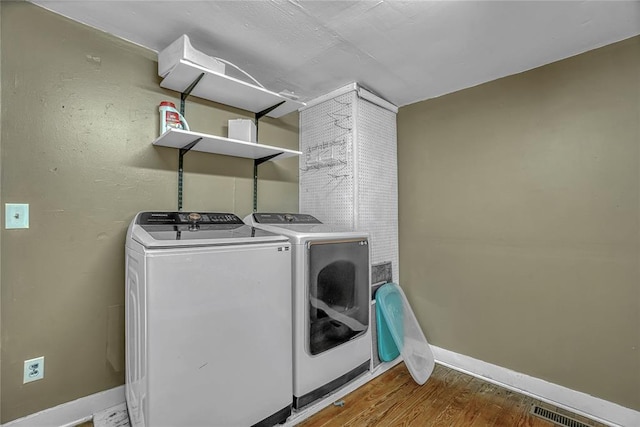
xmin=244 ymin=213 xmax=371 ymax=409
xmin=126 ymin=211 xmax=292 ymax=427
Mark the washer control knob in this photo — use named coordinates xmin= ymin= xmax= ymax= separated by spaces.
xmin=188 ymin=212 xmax=202 ymax=223
xmin=284 ymin=214 xmax=294 ymax=223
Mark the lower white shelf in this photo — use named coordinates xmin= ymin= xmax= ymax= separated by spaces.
xmin=152 ymin=128 xmax=301 ymax=161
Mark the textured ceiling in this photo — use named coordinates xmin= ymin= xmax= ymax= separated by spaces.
xmin=31 ymin=0 xmax=640 ymax=107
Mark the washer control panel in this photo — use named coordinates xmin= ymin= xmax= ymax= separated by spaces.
xmin=138 ymin=212 xmax=244 ymax=225
xmin=252 ymin=213 xmax=322 ymax=224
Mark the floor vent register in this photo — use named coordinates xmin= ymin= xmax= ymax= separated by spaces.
xmin=530 ymin=405 xmax=594 ymax=427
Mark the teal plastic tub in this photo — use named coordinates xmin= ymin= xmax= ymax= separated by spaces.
xmin=376 ymin=283 xmax=435 ymax=385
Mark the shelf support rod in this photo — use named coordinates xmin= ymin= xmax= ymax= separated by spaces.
xmin=180 ymin=73 xmax=205 ymax=116
xmin=252 ymin=100 xmax=286 ymax=212
xmin=175 ymin=74 xmax=204 ymax=212
xmin=253 ymin=152 xmax=283 ymax=212
xmin=177 ymin=137 xmax=203 ymax=211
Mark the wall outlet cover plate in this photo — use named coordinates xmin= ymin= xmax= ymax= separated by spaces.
xmin=24 ymin=356 xmax=44 ymax=383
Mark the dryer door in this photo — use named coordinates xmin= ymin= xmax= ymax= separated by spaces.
xmin=308 ymin=239 xmax=369 ymax=355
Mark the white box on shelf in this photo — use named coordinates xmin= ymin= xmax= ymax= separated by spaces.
xmin=228 ymin=119 xmax=257 ymax=143
xmin=158 ymin=34 xmax=225 ymax=78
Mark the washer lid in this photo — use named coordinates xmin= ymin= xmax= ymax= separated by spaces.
xmin=130 ymin=211 xmax=288 ymax=248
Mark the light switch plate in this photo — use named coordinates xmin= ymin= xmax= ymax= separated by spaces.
xmin=5 ymin=203 xmax=29 ymax=229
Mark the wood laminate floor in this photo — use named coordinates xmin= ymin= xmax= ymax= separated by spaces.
xmin=76 ymin=363 xmax=606 ymax=426
xmin=296 ymin=363 xmax=605 ymax=427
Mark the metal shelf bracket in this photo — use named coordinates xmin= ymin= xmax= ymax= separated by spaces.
xmin=175 ymin=83 xmax=290 ymax=212
xmin=253 ymin=152 xmax=283 ymax=212
xmin=180 ymin=73 xmax=205 ymax=116
xmin=177 ymin=137 xmax=203 ymax=211
xmin=251 ymin=100 xmax=286 ymax=212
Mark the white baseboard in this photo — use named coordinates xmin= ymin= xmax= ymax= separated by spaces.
xmin=5 ymin=349 xmax=637 ymax=427
xmin=1 ymin=386 xmax=125 ymax=427
xmin=432 ymin=345 xmax=640 ymax=427
xmin=0 ymin=360 xmax=401 ymax=427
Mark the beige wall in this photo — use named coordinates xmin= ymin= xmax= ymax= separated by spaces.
xmin=0 ymin=2 xmax=3 ymax=422
xmin=0 ymin=3 xmax=298 ymax=422
xmin=398 ymin=36 xmax=640 ymax=410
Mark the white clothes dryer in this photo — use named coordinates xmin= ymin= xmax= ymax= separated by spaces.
xmin=244 ymin=213 xmax=371 ymax=409
xmin=126 ymin=211 xmax=292 ymax=427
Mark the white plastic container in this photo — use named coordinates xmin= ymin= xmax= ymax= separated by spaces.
xmin=159 ymin=101 xmax=189 ymax=135
xmin=158 ymin=35 xmax=226 ymax=77
xmin=228 ymin=119 xmax=257 ymax=143
xmin=376 ymin=283 xmax=435 ymax=385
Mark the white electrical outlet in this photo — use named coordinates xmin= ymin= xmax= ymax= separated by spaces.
xmin=23 ymin=356 xmax=45 ymax=383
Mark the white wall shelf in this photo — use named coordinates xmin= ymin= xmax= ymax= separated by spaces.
xmin=153 ymin=128 xmax=301 ymax=161
xmin=160 ymin=59 xmax=305 ymax=118
xmin=157 ymin=55 xmax=302 ymax=211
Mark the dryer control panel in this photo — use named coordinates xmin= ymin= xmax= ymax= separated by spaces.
xmin=252 ymin=213 xmax=322 ymax=224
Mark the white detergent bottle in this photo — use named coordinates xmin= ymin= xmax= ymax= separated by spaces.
xmin=159 ymin=101 xmax=190 ymax=135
